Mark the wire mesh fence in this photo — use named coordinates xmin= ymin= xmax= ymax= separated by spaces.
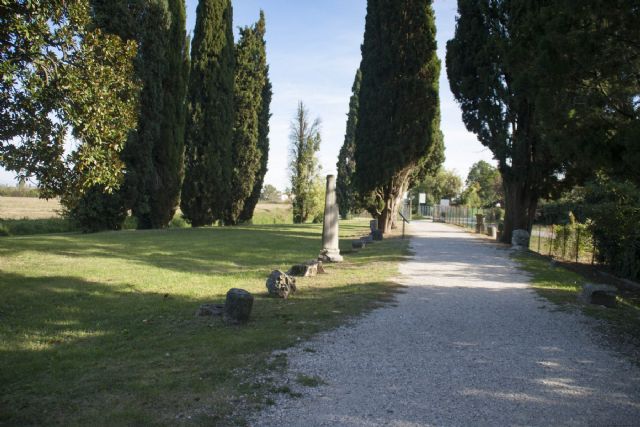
xmin=419 ymin=204 xmax=598 ymax=266
xmin=419 ymin=205 xmax=502 ymax=231
xmin=529 ymin=223 xmax=597 ymax=264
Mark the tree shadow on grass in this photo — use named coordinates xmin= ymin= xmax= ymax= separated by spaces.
xmin=0 ymin=226 xmax=408 ymax=284
xmin=0 ymin=223 xmax=384 ymax=277
xmin=0 ymin=266 xmax=403 ymax=426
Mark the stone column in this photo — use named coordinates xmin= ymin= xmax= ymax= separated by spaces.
xmin=319 ymin=175 xmax=343 ymax=262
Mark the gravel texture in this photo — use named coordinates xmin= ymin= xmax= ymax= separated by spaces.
xmin=252 ymin=221 xmax=640 ymax=426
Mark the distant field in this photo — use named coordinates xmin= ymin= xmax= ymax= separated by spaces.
xmin=0 ymin=196 xmax=61 ymax=219
xmin=251 ymin=202 xmax=293 ymax=224
xmin=0 ymin=197 xmax=290 ymax=223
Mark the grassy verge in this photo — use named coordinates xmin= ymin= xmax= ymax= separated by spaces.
xmin=514 ymin=252 xmax=640 ymax=351
xmin=0 ymin=220 xmax=408 ymax=426
xmin=0 ymin=217 xmax=77 ymax=236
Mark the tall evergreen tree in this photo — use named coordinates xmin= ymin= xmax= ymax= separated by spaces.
xmin=226 ymin=11 xmax=268 ymax=225
xmin=355 ymin=0 xmax=442 ymax=233
xmin=89 ymin=0 xmax=188 ymax=229
xmin=446 ymin=0 xmax=562 ymax=243
xmin=181 ymin=0 xmax=235 ymax=226
xmin=240 ymin=74 xmax=272 ymax=222
xmin=533 ymin=0 xmax=640 ymax=186
xmin=336 ymin=69 xmax=362 ymax=219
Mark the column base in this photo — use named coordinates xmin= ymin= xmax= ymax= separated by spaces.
xmin=318 ymin=248 xmax=343 ymax=263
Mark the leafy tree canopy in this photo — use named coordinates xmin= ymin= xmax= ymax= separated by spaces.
xmin=0 ymin=1 xmax=139 ymax=202
xmin=465 ymin=160 xmax=503 ymax=207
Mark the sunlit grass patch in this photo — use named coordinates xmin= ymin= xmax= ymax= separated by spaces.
xmin=0 ymin=219 xmax=408 ymax=425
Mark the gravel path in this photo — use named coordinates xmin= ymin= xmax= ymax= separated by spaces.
xmin=252 ymin=221 xmax=640 ymax=426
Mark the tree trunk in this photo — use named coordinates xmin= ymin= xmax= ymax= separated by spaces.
xmin=376 ymin=173 xmax=410 ymax=234
xmin=501 ymin=178 xmax=538 ymax=244
xmin=378 ymin=194 xmax=398 ymax=234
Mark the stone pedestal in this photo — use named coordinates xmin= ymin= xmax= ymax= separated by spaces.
xmin=319 ymin=175 xmax=343 ymax=262
xmin=511 ymin=229 xmax=531 ymax=250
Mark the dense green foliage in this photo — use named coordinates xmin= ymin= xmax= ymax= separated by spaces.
xmin=336 ymin=69 xmax=362 ymax=219
xmin=533 ymin=0 xmax=640 ymax=186
xmin=226 ymin=12 xmax=269 ymax=225
xmin=584 ymin=177 xmax=640 ymax=281
xmin=447 ymin=0 xmax=639 ymax=245
xmin=412 ymin=169 xmax=462 ymax=206
xmin=65 ymin=186 xmax=128 ymax=233
xmin=355 ymin=0 xmax=442 ymax=232
xmin=446 ymin=0 xmax=561 ymax=244
xmin=181 ymin=0 xmax=235 ymax=226
xmin=464 ymin=161 xmax=503 ymax=207
xmin=289 ymin=102 xmax=323 ymax=224
xmin=92 ymin=0 xmax=189 ymax=230
xmin=240 ymin=74 xmax=272 ymax=222
xmin=0 ymin=0 xmax=138 ymax=201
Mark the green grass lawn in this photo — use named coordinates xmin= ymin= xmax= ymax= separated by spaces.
xmin=0 ymin=220 xmax=408 ymax=426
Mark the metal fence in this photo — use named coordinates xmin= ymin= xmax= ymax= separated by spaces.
xmin=529 ymin=223 xmax=597 ymax=264
xmin=419 ymin=205 xmax=502 ymax=230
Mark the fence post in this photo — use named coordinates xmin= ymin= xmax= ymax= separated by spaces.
xmin=538 ymin=226 xmax=542 ymax=253
xmin=549 ymin=225 xmax=554 ymax=257
xmin=562 ymin=225 xmax=568 ymax=259
xmin=576 ymin=229 xmax=580 ymax=263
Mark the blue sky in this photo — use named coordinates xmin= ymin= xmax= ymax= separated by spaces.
xmin=0 ymin=0 xmax=495 ymax=189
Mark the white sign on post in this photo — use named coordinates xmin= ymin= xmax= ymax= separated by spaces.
xmin=419 ymin=193 xmax=426 ymax=204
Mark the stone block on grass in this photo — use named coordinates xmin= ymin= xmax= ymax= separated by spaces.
xmin=578 ymin=283 xmax=617 ymax=308
xmin=196 ymin=303 xmax=224 ymax=318
xmin=288 ymin=260 xmax=324 ymax=277
xmin=266 ymin=270 xmax=297 ymax=299
xmin=224 ymin=288 xmax=254 ymax=324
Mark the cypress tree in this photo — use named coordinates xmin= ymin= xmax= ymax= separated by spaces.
xmin=226 ymin=11 xmax=268 ymax=225
xmin=336 ymin=69 xmax=362 ymax=219
xmin=89 ymin=0 xmax=188 ymax=229
xmin=181 ymin=0 xmax=235 ymax=226
xmin=446 ymin=0 xmax=561 ymax=243
xmin=240 ymin=74 xmax=272 ymax=222
xmin=151 ymin=0 xmax=188 ymax=228
xmin=355 ymin=0 xmax=442 ymax=233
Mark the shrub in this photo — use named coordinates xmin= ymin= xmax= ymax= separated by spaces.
xmin=0 ymin=218 xmax=76 ymax=236
xmin=65 ymin=187 xmax=127 ymax=233
xmin=584 ymin=177 xmax=640 ymax=281
xmin=169 ymin=214 xmax=189 ymax=228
